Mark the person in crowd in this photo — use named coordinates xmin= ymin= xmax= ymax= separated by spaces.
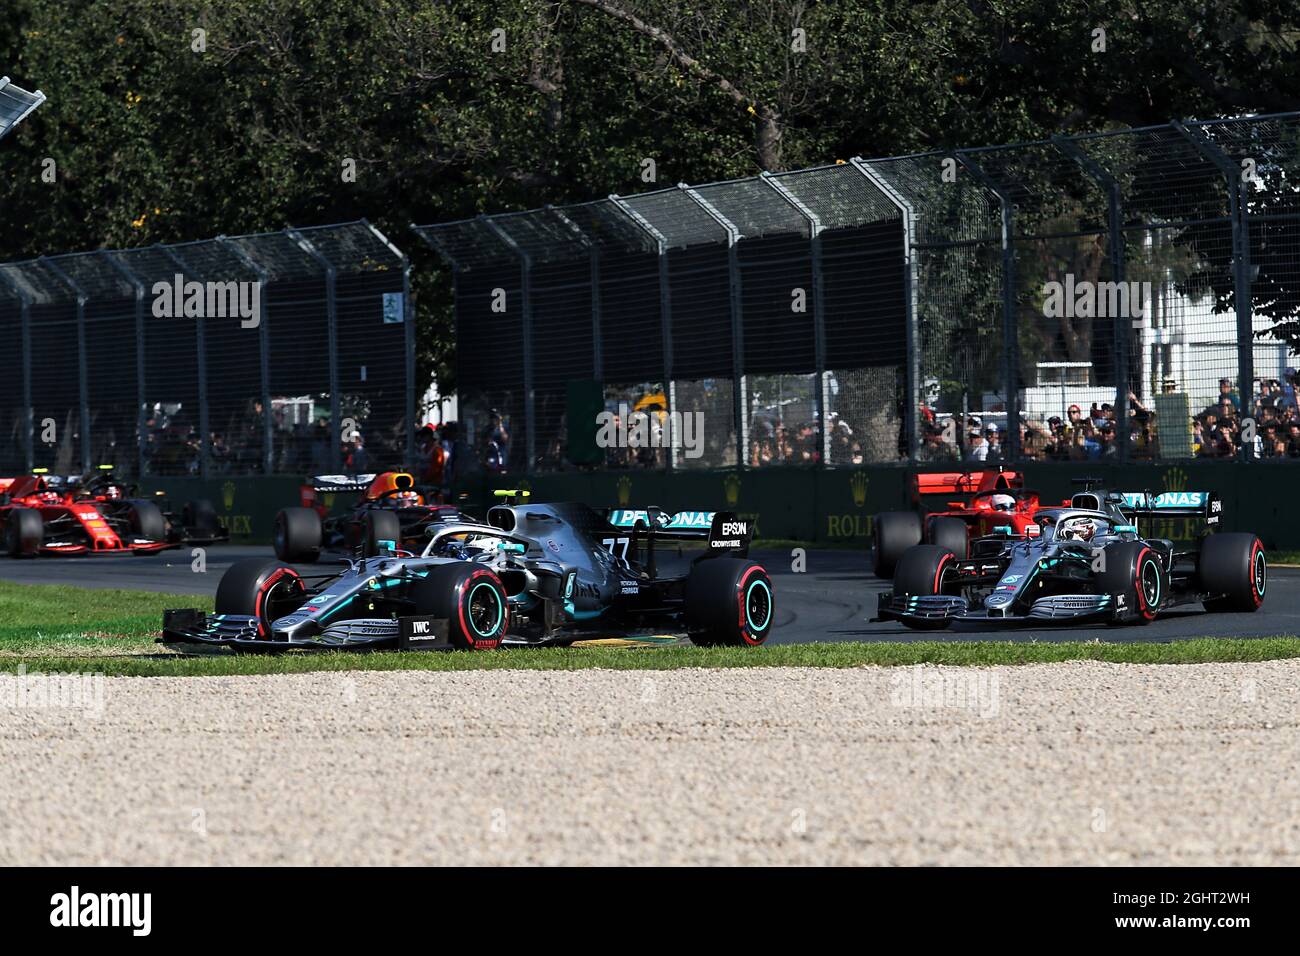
xmin=984 ymin=424 xmax=1003 ymax=462
xmin=344 ymin=430 xmax=369 ymax=473
xmin=482 ymin=409 xmax=509 ymax=473
xmin=1218 ymin=377 xmax=1241 ymax=414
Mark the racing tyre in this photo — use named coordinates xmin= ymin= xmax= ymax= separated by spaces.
xmin=1100 ymin=541 xmax=1167 ymax=625
xmin=410 ymin=562 xmax=509 ymax=650
xmin=873 ymin=510 xmax=923 ymax=578
xmin=892 ymin=544 xmax=958 ymax=630
xmin=4 ymin=508 xmax=43 ymax=558
xmin=362 ymin=509 xmax=402 ymax=557
xmin=273 ymin=507 xmax=322 ymax=563
xmin=214 ymin=557 xmax=307 ymax=636
xmin=684 ymin=557 xmax=774 ymax=647
xmin=125 ymin=499 xmax=167 ymax=543
xmin=929 ymin=516 xmax=969 ymax=559
xmin=1199 ymin=533 xmax=1266 ymax=613
xmin=183 ymin=498 xmax=220 ymax=537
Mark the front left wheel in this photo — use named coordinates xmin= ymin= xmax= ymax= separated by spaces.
xmin=892 ymin=544 xmax=958 ymax=630
xmin=215 ymin=557 xmax=307 ymax=637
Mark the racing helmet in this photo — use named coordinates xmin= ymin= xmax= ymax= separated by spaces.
xmin=990 ymin=493 xmax=1016 ymax=512
xmin=1059 ymin=516 xmax=1097 ymax=542
xmin=366 ymin=471 xmax=422 ymax=506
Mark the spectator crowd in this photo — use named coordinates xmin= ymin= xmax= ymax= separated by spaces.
xmin=918 ymin=369 xmax=1300 ymax=462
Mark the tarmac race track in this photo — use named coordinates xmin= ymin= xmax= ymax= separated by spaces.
xmin=1 ymin=545 xmax=1297 ymax=643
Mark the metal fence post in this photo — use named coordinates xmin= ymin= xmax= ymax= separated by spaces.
xmin=100 ymin=252 xmax=149 ymax=477
xmin=39 ymin=258 xmax=92 ymax=474
xmin=850 ymin=158 xmax=920 ymax=463
xmin=609 ymin=194 xmax=674 ymax=470
xmin=219 ymin=238 xmax=274 ymax=474
xmin=482 ymin=217 xmax=535 ymax=472
xmin=761 ymin=171 xmax=831 ymax=464
xmin=0 ymin=270 xmax=34 ymax=470
xmin=158 ymin=245 xmax=211 ymax=478
xmin=955 ymin=152 xmax=1022 ymax=461
xmin=1173 ymin=120 xmax=1255 ymax=461
xmin=680 ymin=184 xmax=746 ymax=468
xmin=1052 ymin=135 xmax=1129 ymax=463
xmin=287 ymin=229 xmax=342 ymax=472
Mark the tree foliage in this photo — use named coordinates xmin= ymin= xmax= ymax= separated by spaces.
xmin=2 ymin=0 xmax=1296 ymax=389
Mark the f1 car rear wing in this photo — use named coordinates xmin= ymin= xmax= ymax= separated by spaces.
xmin=606 ymin=508 xmax=752 ymax=556
xmin=911 ymin=468 xmax=1022 ymax=501
xmin=1117 ymin=490 xmax=1222 ymax=524
xmin=307 ymin=473 xmax=379 ymax=493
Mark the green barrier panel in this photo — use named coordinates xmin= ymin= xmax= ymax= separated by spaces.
xmin=138 ymin=476 xmax=305 ymax=544
xmin=141 ymin=462 xmax=1298 ymax=550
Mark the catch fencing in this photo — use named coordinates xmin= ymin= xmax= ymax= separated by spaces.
xmin=416 ymin=112 xmax=1300 ymax=473
xmin=0 ymin=220 xmax=414 ymax=479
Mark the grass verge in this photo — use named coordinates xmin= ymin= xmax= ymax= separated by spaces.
xmin=3 ymin=581 xmax=1299 ymax=677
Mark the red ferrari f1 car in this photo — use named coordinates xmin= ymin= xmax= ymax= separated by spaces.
xmin=872 ymin=468 xmax=1060 ymax=577
xmin=0 ymin=466 xmax=227 ymax=557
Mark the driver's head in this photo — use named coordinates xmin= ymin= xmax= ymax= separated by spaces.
xmin=990 ymin=493 xmax=1016 ymax=512
xmin=1060 ymin=517 xmax=1097 ymax=542
xmin=393 ymin=490 xmax=422 ymax=507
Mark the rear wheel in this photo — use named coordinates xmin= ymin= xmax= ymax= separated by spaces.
xmin=929 ymin=516 xmax=969 ymax=558
xmin=362 ymin=509 xmax=402 ymax=557
xmin=125 ymin=499 xmax=166 ymax=542
xmin=685 ymin=557 xmax=774 ymax=646
xmin=410 ymin=562 xmax=509 ymax=650
xmin=273 ymin=507 xmax=322 ymax=562
xmin=1100 ymin=542 xmax=1166 ymax=624
xmin=3 ymin=508 xmax=43 ymax=558
xmin=872 ymin=511 xmax=923 ymax=578
xmin=892 ymin=544 xmax=958 ymax=630
xmin=183 ymin=498 xmax=220 ymax=537
xmin=215 ymin=557 xmax=306 ymax=637
xmin=1199 ymin=533 xmax=1266 ymax=612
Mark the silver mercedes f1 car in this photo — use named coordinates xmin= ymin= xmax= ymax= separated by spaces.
xmin=874 ymin=481 xmax=1266 ymax=629
xmin=161 ymin=492 xmax=773 ymax=651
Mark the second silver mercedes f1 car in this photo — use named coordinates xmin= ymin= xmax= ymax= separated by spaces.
xmin=874 ymin=481 xmax=1265 ymax=629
